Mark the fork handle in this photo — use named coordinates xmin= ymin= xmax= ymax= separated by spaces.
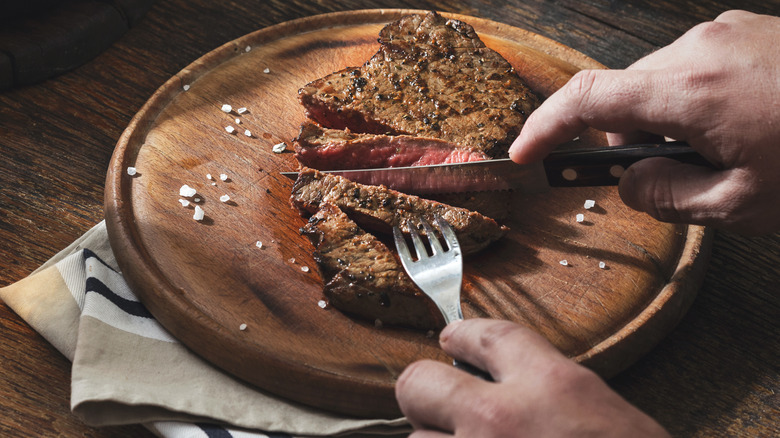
xmin=453 ymin=359 xmax=493 ymax=381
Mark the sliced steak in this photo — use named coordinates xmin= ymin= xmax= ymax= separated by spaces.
xmin=290 ymin=167 xmax=508 ymax=255
xmin=300 ymin=202 xmax=443 ymax=330
xmin=298 ymin=11 xmax=541 ymax=158
xmin=294 ymin=122 xmax=489 ymax=170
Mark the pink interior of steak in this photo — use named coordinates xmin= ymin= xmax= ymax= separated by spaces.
xmin=294 ymin=123 xmax=489 ymax=170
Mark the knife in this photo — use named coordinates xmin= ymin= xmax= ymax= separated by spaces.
xmin=280 ymin=140 xmax=712 ymax=194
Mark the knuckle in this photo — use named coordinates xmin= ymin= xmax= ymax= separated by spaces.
xmin=703 ymin=169 xmax=760 ymax=229
xmin=563 ymin=70 xmax=602 ymax=110
xmin=476 ymin=320 xmax=526 ymax=352
xmin=646 ymin=178 xmax=682 ymax=223
xmin=542 ymin=359 xmax=602 ymax=395
xmin=671 ymin=67 xmax=722 ymax=95
xmin=467 ymin=392 xmax=520 ymax=430
xmin=566 ymin=69 xmax=600 ymax=97
xmin=685 ymin=20 xmax=731 ymax=43
xmin=715 ymin=9 xmax=751 ymax=23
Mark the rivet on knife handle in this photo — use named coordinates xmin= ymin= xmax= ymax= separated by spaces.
xmin=542 ymin=140 xmax=713 ymax=187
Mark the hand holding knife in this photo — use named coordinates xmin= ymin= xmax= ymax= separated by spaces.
xmin=282 ymin=140 xmax=713 ymax=195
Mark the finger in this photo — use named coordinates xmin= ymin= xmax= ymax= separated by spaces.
xmin=630 ymin=11 xmax=768 ymax=72
xmin=408 ymin=430 xmax=452 ymax=438
xmin=606 ymin=131 xmax=666 ymax=147
xmin=509 ymin=68 xmax=701 ymax=164
xmin=439 ymin=319 xmax=566 ymax=382
xmin=395 ymin=359 xmax=486 ymax=432
xmin=618 ymin=157 xmax=741 ymax=226
xmin=714 ymin=9 xmax=763 ymax=25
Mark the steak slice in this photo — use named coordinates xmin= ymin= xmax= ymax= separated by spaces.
xmin=293 ymin=122 xmax=489 ymax=170
xmin=298 ymin=11 xmax=541 ymax=158
xmin=290 ymin=167 xmax=508 ymax=255
xmin=300 ymin=202 xmax=443 ymax=330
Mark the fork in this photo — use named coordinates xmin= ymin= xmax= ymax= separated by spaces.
xmin=393 ymin=215 xmax=492 ymax=380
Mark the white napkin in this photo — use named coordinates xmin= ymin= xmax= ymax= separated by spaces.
xmin=0 ymin=221 xmax=409 ymax=437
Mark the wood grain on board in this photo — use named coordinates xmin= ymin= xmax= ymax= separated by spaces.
xmin=104 ymin=10 xmax=710 ymax=418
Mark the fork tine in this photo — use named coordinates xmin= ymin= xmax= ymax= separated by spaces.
xmin=434 ymin=214 xmax=460 ymax=253
xmin=419 ymin=217 xmax=444 ymax=255
xmin=407 ymin=219 xmax=428 ymax=260
xmin=392 ymin=225 xmax=413 ymax=264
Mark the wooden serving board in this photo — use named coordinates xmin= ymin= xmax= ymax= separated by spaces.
xmin=104 ymin=9 xmax=712 ymax=419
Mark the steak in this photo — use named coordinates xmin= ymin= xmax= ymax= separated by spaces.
xmin=290 ymin=167 xmax=508 ymax=255
xmin=293 ymin=122 xmax=489 ymax=170
xmin=300 ymin=202 xmax=444 ymax=330
xmin=298 ymin=11 xmax=541 ymax=158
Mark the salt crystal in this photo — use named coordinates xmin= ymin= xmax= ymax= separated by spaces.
xmin=206 ymin=173 xmax=212 ymax=180
xmin=183 ymin=84 xmax=190 ymax=91
xmin=576 ymin=213 xmax=584 ymax=223
xmin=599 ymin=261 xmax=606 ymax=269
xmin=301 ymin=266 xmax=310 ymax=273
xmin=193 ymin=205 xmax=205 ymax=221
xmin=255 ymin=241 xmax=263 ymax=249
xmin=179 ymin=184 xmax=197 ymax=197
xmin=559 ymin=259 xmax=569 ymax=266
xmin=235 ymin=118 xmax=241 ymax=124
xmin=126 ymin=167 xmax=137 ymax=176
xmin=263 ymin=68 xmax=270 ymax=74
xmin=288 ymin=257 xmax=296 ymax=264
xmin=220 ymin=173 xmax=228 ymax=181
xmin=272 ymin=142 xmax=286 ymax=153
xmin=244 ymin=129 xmax=252 ymax=137
xmin=178 ymin=199 xmax=190 ymax=207
xmin=239 ymin=323 xmax=247 ymax=331
xmin=237 ymin=107 xmax=247 ymax=114
xmin=220 ymin=194 xmax=230 ymax=203
xmin=221 ymin=104 xmax=232 ymax=113
xmin=245 ymin=46 xmax=251 ymax=53
xmin=193 ymin=198 xmax=201 ymax=203
xmin=225 ymin=125 xmax=235 ymax=134
xmin=584 ymin=199 xmax=596 ymax=209
xmin=317 ymin=300 xmax=327 ymax=309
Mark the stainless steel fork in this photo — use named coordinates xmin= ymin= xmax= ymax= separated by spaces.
xmin=393 ymin=215 xmax=492 ymax=380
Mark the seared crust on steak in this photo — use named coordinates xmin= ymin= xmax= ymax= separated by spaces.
xmin=298 ymin=11 xmax=541 ymax=158
xmin=291 ymin=167 xmax=508 ymax=255
xmin=300 ymin=202 xmax=444 ymax=330
xmin=293 ymin=122 xmax=489 ymax=170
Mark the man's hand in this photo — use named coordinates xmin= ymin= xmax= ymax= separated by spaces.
xmin=396 ymin=319 xmax=670 ymax=437
xmin=509 ymin=10 xmax=780 ymax=235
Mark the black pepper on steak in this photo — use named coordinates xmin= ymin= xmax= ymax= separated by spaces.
xmin=300 ymin=202 xmax=444 ymax=330
xmin=290 ymin=168 xmax=508 ymax=256
xmin=298 ymin=11 xmax=541 ymax=158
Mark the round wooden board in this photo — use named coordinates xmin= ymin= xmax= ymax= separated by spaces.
xmin=104 ymin=9 xmax=712 ymax=419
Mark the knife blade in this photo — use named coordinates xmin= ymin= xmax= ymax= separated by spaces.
xmin=280 ymin=140 xmax=711 ymax=195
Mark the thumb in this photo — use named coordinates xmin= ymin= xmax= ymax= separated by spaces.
xmin=618 ymin=157 xmax=739 ymax=226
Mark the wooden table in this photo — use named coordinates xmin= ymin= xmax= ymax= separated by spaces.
xmin=1 ymin=0 xmax=777 ymax=436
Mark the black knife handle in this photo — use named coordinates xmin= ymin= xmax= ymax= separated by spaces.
xmin=542 ymin=140 xmax=714 ymax=187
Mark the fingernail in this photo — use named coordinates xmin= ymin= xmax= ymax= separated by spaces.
xmin=440 ymin=319 xmax=463 ymax=342
xmin=508 ymin=139 xmax=520 ymax=160
xmin=618 ymin=166 xmax=639 ymax=210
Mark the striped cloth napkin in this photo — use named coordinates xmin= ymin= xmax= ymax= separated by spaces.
xmin=0 ymin=221 xmax=408 ymax=437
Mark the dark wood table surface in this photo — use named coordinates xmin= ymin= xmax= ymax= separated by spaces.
xmin=1 ymin=0 xmax=778 ymax=436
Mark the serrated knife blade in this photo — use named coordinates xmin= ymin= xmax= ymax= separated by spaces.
xmin=280 ymin=141 xmax=709 ymax=195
